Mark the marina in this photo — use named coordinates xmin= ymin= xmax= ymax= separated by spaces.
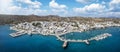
xmin=1 ymin=25 xmax=120 ymax=52
xmin=9 ymin=21 xmax=119 ymax=48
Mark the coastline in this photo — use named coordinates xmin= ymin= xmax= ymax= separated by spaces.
xmin=1 ymin=25 xmax=120 ymax=52
xmin=9 ymin=21 xmax=120 ymax=47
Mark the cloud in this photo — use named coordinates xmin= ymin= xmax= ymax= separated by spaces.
xmin=73 ymin=3 xmax=114 ymax=17
xmin=76 ymin=0 xmax=95 ymax=4
xmin=0 ymin=0 xmax=120 ymax=17
xmin=49 ymin=0 xmax=67 ymax=9
xmin=109 ymin=0 xmax=120 ymax=12
xmin=0 ymin=0 xmax=14 ymax=14
xmin=73 ymin=2 xmax=120 ymax=17
xmin=49 ymin=0 xmax=68 ymax=16
xmin=16 ymin=0 xmax=42 ymax=9
xmin=0 ymin=0 xmax=47 ymax=15
xmin=73 ymin=3 xmax=106 ymax=14
xmin=8 ymin=6 xmax=47 ymax=15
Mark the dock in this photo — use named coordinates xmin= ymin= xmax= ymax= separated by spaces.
xmin=56 ymin=35 xmax=90 ymax=44
xmin=10 ymin=30 xmax=26 ymax=37
xmin=56 ymin=33 xmax=112 ymax=46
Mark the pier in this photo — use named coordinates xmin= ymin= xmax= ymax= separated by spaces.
xmin=56 ymin=33 xmax=111 ymax=45
xmin=88 ymin=33 xmax=112 ymax=41
xmin=56 ymin=35 xmax=90 ymax=44
xmin=10 ymin=30 xmax=26 ymax=37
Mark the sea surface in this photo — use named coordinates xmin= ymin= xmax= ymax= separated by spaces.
xmin=0 ymin=25 xmax=120 ymax=52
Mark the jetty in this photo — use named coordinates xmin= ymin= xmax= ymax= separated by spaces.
xmin=10 ymin=30 xmax=26 ymax=37
xmin=56 ymin=33 xmax=111 ymax=45
xmin=56 ymin=35 xmax=90 ymax=44
xmin=88 ymin=33 xmax=112 ymax=41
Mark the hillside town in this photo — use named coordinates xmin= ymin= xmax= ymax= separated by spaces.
xmin=10 ymin=21 xmax=120 ymax=36
xmin=9 ymin=20 xmax=120 ymax=48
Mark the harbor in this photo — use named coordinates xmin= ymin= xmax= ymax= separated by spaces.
xmin=1 ymin=21 xmax=120 ymax=52
xmin=56 ymin=33 xmax=111 ymax=47
xmin=9 ymin=21 xmax=119 ymax=48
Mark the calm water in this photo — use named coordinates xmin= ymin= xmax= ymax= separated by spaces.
xmin=0 ymin=25 xmax=120 ymax=52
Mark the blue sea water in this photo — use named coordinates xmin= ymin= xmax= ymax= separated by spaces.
xmin=0 ymin=25 xmax=120 ymax=52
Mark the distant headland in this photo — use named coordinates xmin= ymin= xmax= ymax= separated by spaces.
xmin=0 ymin=14 xmax=120 ymax=25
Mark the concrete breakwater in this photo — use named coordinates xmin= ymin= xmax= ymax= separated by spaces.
xmin=56 ymin=33 xmax=112 ymax=44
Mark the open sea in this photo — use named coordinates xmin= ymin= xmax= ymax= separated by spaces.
xmin=0 ymin=25 xmax=120 ymax=52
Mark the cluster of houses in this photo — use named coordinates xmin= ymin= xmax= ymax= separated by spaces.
xmin=10 ymin=21 xmax=120 ymax=36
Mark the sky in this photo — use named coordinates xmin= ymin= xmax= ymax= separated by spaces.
xmin=0 ymin=0 xmax=120 ymax=17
